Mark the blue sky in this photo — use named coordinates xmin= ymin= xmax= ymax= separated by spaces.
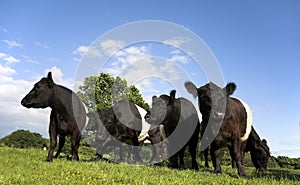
xmin=0 ymin=0 xmax=300 ymax=157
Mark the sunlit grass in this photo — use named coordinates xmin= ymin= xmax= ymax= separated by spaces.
xmin=0 ymin=147 xmax=299 ymax=184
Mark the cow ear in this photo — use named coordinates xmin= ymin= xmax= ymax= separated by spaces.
xmin=185 ymin=81 xmax=198 ymax=97
xmin=225 ymin=82 xmax=236 ymax=96
xmin=262 ymin=139 xmax=267 ymax=145
xmin=169 ymin=90 xmax=176 ymax=105
xmin=152 ymin=95 xmax=157 ymax=102
xmin=47 ymin=72 xmax=54 ymax=88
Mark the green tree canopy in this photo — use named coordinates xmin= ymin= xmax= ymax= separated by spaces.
xmin=77 ymin=72 xmax=149 ymax=112
xmin=0 ymin=130 xmax=47 ymax=149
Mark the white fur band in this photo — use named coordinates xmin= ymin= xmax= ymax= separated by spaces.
xmin=238 ymin=99 xmax=253 ymax=141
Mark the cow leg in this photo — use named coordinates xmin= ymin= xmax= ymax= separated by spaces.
xmin=149 ymin=141 xmax=160 ymax=163
xmin=179 ymin=147 xmax=185 ymax=168
xmin=189 ymin=142 xmax=199 ymax=170
xmin=126 ymin=145 xmax=132 ymax=162
xmin=132 ymin=137 xmax=143 ymax=164
xmin=228 ymin=145 xmax=236 ymax=168
xmin=169 ymin=153 xmax=179 ymax=169
xmin=46 ymin=113 xmax=57 ymax=162
xmin=203 ymin=147 xmax=210 ymax=168
xmin=54 ymin=136 xmax=65 ymax=158
xmin=97 ymin=138 xmax=111 ymax=159
xmin=231 ymin=139 xmax=247 ymax=178
xmin=210 ymin=146 xmax=222 ymax=175
xmin=70 ymin=131 xmax=81 ymax=161
xmin=114 ymin=144 xmax=123 ymax=163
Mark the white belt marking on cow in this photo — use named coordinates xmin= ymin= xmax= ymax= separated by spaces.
xmin=238 ymin=99 xmax=253 ymax=141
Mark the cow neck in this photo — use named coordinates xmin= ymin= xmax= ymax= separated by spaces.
xmin=49 ymin=85 xmax=71 ymax=116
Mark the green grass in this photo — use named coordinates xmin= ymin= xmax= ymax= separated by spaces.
xmin=0 ymin=147 xmax=300 ymax=184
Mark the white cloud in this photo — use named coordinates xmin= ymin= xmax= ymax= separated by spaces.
xmin=0 ymin=66 xmax=49 ymax=137
xmin=72 ymin=45 xmax=102 ymax=61
xmin=73 ymin=45 xmax=89 ymax=56
xmin=2 ymin=39 xmax=23 ymax=48
xmin=45 ymin=66 xmax=74 ymax=89
xmin=72 ymin=39 xmax=125 ymax=62
xmin=100 ymin=39 xmax=125 ymax=56
xmin=0 ymin=52 xmax=20 ymax=64
xmin=103 ymin=44 xmax=189 ymax=93
xmin=0 ymin=65 xmax=75 ymax=138
xmin=163 ymin=37 xmax=187 ymax=48
xmin=168 ymin=54 xmax=189 ymax=64
xmin=0 ymin=63 xmax=16 ymax=77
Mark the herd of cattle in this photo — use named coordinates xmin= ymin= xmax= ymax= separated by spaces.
xmin=21 ymin=72 xmax=270 ymax=178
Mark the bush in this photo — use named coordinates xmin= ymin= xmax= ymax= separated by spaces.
xmin=0 ymin=129 xmax=47 ymax=149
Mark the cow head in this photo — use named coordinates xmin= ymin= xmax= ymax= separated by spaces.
xmin=246 ymin=127 xmax=271 ymax=172
xmin=251 ymin=139 xmax=270 ymax=172
xmin=185 ymin=81 xmax=236 ymax=121
xmin=145 ymin=90 xmax=176 ymax=125
xmin=21 ymin=72 xmax=55 ymax=109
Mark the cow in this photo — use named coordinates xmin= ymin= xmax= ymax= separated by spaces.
xmin=185 ymin=81 xmax=252 ymax=178
xmin=145 ymin=90 xmax=200 ymax=170
xmin=21 ymin=72 xmax=87 ymax=162
xmin=139 ymin=123 xmax=169 ymax=164
xmin=202 ymin=126 xmax=270 ymax=172
xmin=86 ymin=100 xmax=143 ymax=163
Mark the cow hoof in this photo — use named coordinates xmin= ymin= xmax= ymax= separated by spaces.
xmin=214 ymin=171 xmax=222 ymax=175
xmin=241 ymin=174 xmax=248 ymax=179
xmin=192 ymin=166 xmax=199 ymax=171
xmin=45 ymin=159 xmax=53 ymax=162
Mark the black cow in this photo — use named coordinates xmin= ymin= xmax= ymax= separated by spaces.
xmin=185 ymin=82 xmax=252 ymax=178
xmin=21 ymin=72 xmax=87 ymax=162
xmin=145 ymin=90 xmax=200 ymax=170
xmin=87 ymin=100 xmax=142 ymax=163
xmin=202 ymin=126 xmax=270 ymax=172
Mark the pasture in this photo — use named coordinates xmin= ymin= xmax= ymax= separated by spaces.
xmin=1 ymin=147 xmax=300 ymax=184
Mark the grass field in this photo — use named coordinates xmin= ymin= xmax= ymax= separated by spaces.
xmin=1 ymin=147 xmax=300 ymax=185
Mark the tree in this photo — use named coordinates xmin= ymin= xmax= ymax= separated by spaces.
xmin=0 ymin=130 xmax=47 ymax=149
xmin=77 ymin=72 xmax=149 ymax=112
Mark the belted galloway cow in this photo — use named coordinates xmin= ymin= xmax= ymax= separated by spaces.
xmin=21 ymin=72 xmax=87 ymax=162
xmin=185 ymin=81 xmax=252 ymax=178
xmin=145 ymin=90 xmax=200 ymax=170
xmin=87 ymin=100 xmax=143 ymax=163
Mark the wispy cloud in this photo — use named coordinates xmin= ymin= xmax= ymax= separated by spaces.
xmin=72 ymin=45 xmax=102 ymax=61
xmin=1 ymin=27 xmax=8 ymax=33
xmin=2 ymin=40 xmax=23 ymax=48
xmin=168 ymin=54 xmax=189 ymax=64
xmin=72 ymin=39 xmax=126 ymax=62
xmin=163 ymin=37 xmax=188 ymax=48
xmin=34 ymin=42 xmax=49 ymax=49
xmin=23 ymin=56 xmax=39 ymax=64
xmin=0 ymin=52 xmax=20 ymax=64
